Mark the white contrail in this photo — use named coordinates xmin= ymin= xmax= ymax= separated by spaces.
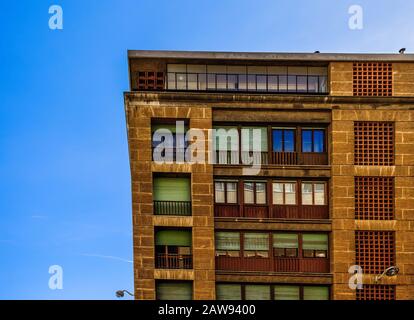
xmin=81 ymin=253 xmax=133 ymax=264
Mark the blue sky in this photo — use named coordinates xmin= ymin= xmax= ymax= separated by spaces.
xmin=0 ymin=0 xmax=413 ymax=300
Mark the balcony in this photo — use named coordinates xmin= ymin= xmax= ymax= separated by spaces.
xmin=156 ymin=253 xmax=193 ymax=269
xmin=166 ymin=72 xmax=328 ymax=94
xmin=215 ymin=204 xmax=329 ymax=220
xmin=215 ymin=151 xmax=328 ymax=166
xmin=154 ymin=200 xmax=192 ymax=216
xmin=215 ymin=256 xmax=329 ymax=273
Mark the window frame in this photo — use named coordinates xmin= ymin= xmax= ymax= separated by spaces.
xmin=301 ymin=181 xmax=327 ymax=206
xmin=243 ymin=181 xmax=267 ymax=205
xmin=214 ymin=180 xmax=238 ymax=204
xmin=272 ymin=180 xmax=297 ymax=205
xmin=272 ymin=128 xmax=296 ymax=152
xmin=301 ymin=128 xmax=326 ymax=153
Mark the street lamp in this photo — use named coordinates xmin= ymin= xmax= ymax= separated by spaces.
xmin=116 ymin=290 xmax=134 ymax=298
xmin=375 ymin=266 xmax=399 ymax=283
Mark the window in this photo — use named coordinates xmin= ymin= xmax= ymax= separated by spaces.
xmin=215 ymin=181 xmax=237 ymax=204
xmin=244 ymin=181 xmax=267 ymax=204
xmin=355 ymin=231 xmax=395 ymax=274
xmin=303 ymin=286 xmax=330 ymax=300
xmin=156 ymin=281 xmax=193 ymax=300
xmin=241 ymin=127 xmax=268 ymax=164
xmin=215 ymin=232 xmax=240 ymax=257
xmin=272 ymin=129 xmax=295 ymax=152
xmin=302 ymin=129 xmax=325 ymax=152
xmin=243 ymin=233 xmax=269 ymax=258
xmin=155 ymin=229 xmax=192 ymax=269
xmin=353 ymin=63 xmax=392 ymax=97
xmin=274 ymin=285 xmax=300 ymax=300
xmin=302 ymin=234 xmax=328 ymax=258
xmin=216 ymin=284 xmax=242 ymax=300
xmin=273 ymin=233 xmax=299 ymax=257
xmin=273 ymin=181 xmax=297 ymax=205
xmin=356 ymin=285 xmax=396 ymax=300
xmin=245 ymin=285 xmax=271 ymax=300
xmin=153 ymin=176 xmax=191 ymax=215
xmin=301 ymin=182 xmax=326 ymax=205
xmin=152 ymin=122 xmax=189 ymax=162
xmin=354 ymin=122 xmax=394 ymax=166
xmin=355 ymin=177 xmax=394 ymax=220
xmin=214 ymin=126 xmax=239 ymax=164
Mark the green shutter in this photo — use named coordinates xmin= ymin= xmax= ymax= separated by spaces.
xmin=273 ymin=233 xmax=299 ymax=249
xmin=215 ymin=232 xmax=240 ymax=250
xmin=244 ymin=233 xmax=269 ymax=251
xmin=245 ymin=285 xmax=271 ymax=300
xmin=216 ymin=284 xmax=242 ymax=300
xmin=241 ymin=127 xmax=268 ymax=152
xmin=303 ymin=286 xmax=329 ymax=300
xmin=155 ymin=230 xmax=192 ymax=246
xmin=302 ymin=234 xmax=328 ymax=250
xmin=153 ymin=177 xmax=191 ymax=201
xmin=156 ymin=282 xmax=192 ymax=300
xmin=274 ymin=285 xmax=300 ymax=300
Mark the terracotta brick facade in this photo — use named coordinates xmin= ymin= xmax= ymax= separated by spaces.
xmin=125 ymin=51 xmax=414 ymax=300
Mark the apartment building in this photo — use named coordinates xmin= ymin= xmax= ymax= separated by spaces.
xmin=124 ymin=50 xmax=414 ymax=300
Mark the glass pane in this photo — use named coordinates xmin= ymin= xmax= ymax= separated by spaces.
xmin=302 ymin=234 xmax=328 ymax=250
xmin=244 ymin=233 xmax=269 ymax=251
xmin=314 ymin=183 xmax=325 ymax=205
xmin=257 ymin=75 xmax=267 ymax=91
xmin=215 ymin=182 xmax=225 ymax=203
xmin=155 ymin=230 xmax=192 ymax=246
xmin=226 ymin=182 xmax=237 ymax=203
xmin=297 ymin=75 xmax=307 ymax=92
xmin=272 ymin=183 xmax=284 ymax=205
xmin=215 ymin=232 xmax=240 ymax=251
xmin=308 ymin=76 xmax=318 ymax=93
xmin=301 ymin=183 xmax=313 ymax=205
xmin=176 ymin=73 xmax=187 ymax=90
xmin=245 ymin=285 xmax=271 ymax=300
xmin=244 ymin=182 xmax=254 ymax=204
xmin=274 ymin=285 xmax=300 ymax=300
xmin=303 ymin=286 xmax=329 ymax=300
xmin=285 ymin=182 xmax=296 ymax=205
xmin=272 ymin=130 xmax=283 ymax=152
xmin=279 ymin=75 xmax=287 ymax=91
xmin=284 ymin=130 xmax=295 ymax=152
xmin=302 ymin=130 xmax=313 ymax=152
xmin=287 ymin=75 xmax=297 ymax=92
xmin=247 ymin=75 xmax=256 ymax=91
xmin=256 ymin=183 xmax=266 ymax=204
xmin=217 ymin=74 xmax=227 ymax=90
xmin=216 ymin=284 xmax=241 ymax=300
xmin=273 ymin=233 xmax=298 ymax=249
xmin=156 ymin=282 xmax=192 ymax=300
xmin=268 ymin=75 xmax=278 ymax=91
xmin=207 ymin=74 xmax=216 ymax=90
xmin=187 ymin=73 xmax=197 ymax=90
xmin=314 ymin=130 xmax=325 ymax=152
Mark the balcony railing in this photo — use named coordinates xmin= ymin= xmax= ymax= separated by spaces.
xmin=215 ymin=256 xmax=329 ymax=273
xmin=215 ymin=204 xmax=329 ymax=220
xmin=215 ymin=151 xmax=328 ymax=166
xmin=166 ymin=72 xmax=329 ymax=94
xmin=154 ymin=200 xmax=192 ymax=216
xmin=156 ymin=253 xmax=193 ymax=269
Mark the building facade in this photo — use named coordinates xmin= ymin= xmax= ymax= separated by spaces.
xmin=124 ymin=50 xmax=414 ymax=300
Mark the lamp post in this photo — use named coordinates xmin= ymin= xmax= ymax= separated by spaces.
xmin=375 ymin=266 xmax=399 ymax=283
xmin=116 ymin=290 xmax=134 ymax=298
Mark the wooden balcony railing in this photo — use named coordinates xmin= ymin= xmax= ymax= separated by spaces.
xmin=154 ymin=200 xmax=192 ymax=216
xmin=271 ymin=205 xmax=329 ymax=219
xmin=215 ymin=151 xmax=328 ymax=165
xmin=215 ymin=204 xmax=329 ymax=220
xmin=156 ymin=253 xmax=193 ymax=269
xmin=216 ymin=256 xmax=329 ymax=273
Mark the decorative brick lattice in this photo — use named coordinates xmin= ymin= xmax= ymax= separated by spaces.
xmin=355 ymin=177 xmax=394 ymax=220
xmin=356 ymin=285 xmax=396 ymax=300
xmin=354 ymin=122 xmax=394 ymax=165
xmin=353 ymin=63 xmax=392 ymax=96
xmin=137 ymin=71 xmax=164 ymax=90
xmin=355 ymin=231 xmax=395 ymax=274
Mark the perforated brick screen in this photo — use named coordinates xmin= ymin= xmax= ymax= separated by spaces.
xmin=355 ymin=177 xmax=394 ymax=220
xmin=355 ymin=231 xmax=395 ymax=274
xmin=353 ymin=63 xmax=392 ymax=96
xmin=356 ymin=285 xmax=396 ymax=300
xmin=137 ymin=71 xmax=164 ymax=90
xmin=354 ymin=122 xmax=394 ymax=165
